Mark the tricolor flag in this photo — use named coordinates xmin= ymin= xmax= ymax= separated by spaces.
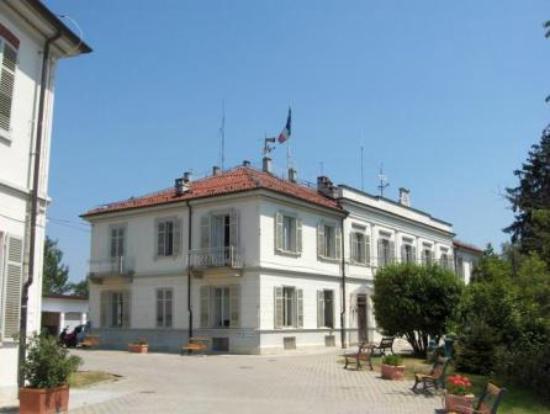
xmin=278 ymin=108 xmax=292 ymax=143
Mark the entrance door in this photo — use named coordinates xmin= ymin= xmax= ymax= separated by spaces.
xmin=356 ymin=294 xmax=368 ymax=342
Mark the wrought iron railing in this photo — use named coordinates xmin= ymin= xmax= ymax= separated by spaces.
xmin=89 ymin=256 xmax=134 ymax=275
xmin=189 ymin=246 xmax=243 ymax=269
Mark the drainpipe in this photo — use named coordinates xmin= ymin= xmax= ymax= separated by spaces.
xmin=186 ymin=201 xmax=193 ymax=339
xmin=18 ymin=31 xmax=62 ymax=388
xmin=340 ymin=215 xmax=347 ymax=349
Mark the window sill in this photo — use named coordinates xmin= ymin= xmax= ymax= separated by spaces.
xmin=275 ymin=249 xmax=301 ymax=258
xmin=0 ymin=130 xmax=12 ymax=146
xmin=350 ymin=260 xmax=370 ymax=267
xmin=318 ymin=255 xmax=340 ymax=263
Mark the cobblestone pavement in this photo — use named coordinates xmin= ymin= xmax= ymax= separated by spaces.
xmin=68 ymin=349 xmax=441 ymax=414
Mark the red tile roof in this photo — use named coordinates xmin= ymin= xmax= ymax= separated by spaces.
xmin=82 ymin=167 xmax=341 ymax=218
xmin=453 ymin=239 xmax=483 ymax=254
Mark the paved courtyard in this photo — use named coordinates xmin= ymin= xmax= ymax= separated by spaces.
xmin=64 ymin=349 xmax=441 ymax=414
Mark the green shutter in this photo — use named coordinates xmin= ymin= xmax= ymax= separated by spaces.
xmin=229 ymin=209 xmax=239 ymax=248
xmin=274 ymin=287 xmax=283 ymax=329
xmin=200 ymin=215 xmax=210 ymax=249
xmin=200 ymin=286 xmax=210 ymax=328
xmin=335 ymin=226 xmax=342 ymax=259
xmin=364 ymin=235 xmax=371 ymax=265
xmin=3 ymin=235 xmax=23 ymax=338
xmin=317 ymin=290 xmax=324 ymax=328
xmin=296 ymin=218 xmax=302 ymax=254
xmin=317 ymin=223 xmax=325 ymax=258
xmin=122 ymin=290 xmax=131 ymax=328
xmin=274 ymin=212 xmax=283 ymax=251
xmin=296 ymin=289 xmax=303 ymax=328
xmin=229 ymin=285 xmax=240 ymax=328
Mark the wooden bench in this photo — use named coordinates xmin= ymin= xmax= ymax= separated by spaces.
xmin=181 ymin=337 xmax=209 ymax=355
xmin=412 ymin=357 xmax=450 ymax=394
xmin=80 ymin=335 xmax=101 ymax=348
xmin=343 ymin=343 xmax=373 ymax=370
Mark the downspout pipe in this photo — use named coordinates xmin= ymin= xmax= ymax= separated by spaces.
xmin=18 ymin=30 xmax=62 ymax=388
xmin=186 ymin=201 xmax=193 ymax=339
xmin=340 ymin=214 xmax=347 ymax=349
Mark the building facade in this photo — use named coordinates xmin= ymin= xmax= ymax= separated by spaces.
xmin=41 ymin=294 xmax=88 ymax=337
xmin=83 ymin=160 xmax=481 ymax=354
xmin=0 ymin=0 xmax=90 ymax=397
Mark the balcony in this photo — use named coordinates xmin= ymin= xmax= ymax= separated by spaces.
xmin=88 ymin=256 xmax=134 ymax=283
xmin=189 ymin=246 xmax=243 ymax=270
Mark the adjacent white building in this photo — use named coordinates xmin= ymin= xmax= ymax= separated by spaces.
xmin=41 ymin=294 xmax=88 ymax=336
xmin=0 ymin=0 xmax=90 ymax=397
xmin=83 ymin=159 xmax=481 ymax=354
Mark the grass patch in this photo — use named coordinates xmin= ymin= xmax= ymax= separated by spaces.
xmin=338 ymin=354 xmax=550 ymax=413
xmin=68 ymin=370 xmax=118 ymax=388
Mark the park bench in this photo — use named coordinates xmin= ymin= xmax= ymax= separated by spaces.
xmin=343 ymin=342 xmax=373 ymax=370
xmin=412 ymin=356 xmax=450 ymax=394
xmin=370 ymin=336 xmax=395 ymax=357
xmin=471 ymin=382 xmax=507 ymax=414
xmin=181 ymin=337 xmax=209 ymax=355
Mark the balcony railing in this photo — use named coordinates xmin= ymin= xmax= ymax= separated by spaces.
xmin=89 ymin=256 xmax=134 ymax=276
xmin=189 ymin=246 xmax=243 ymax=270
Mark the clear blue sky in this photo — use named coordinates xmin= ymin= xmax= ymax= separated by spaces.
xmin=45 ymin=0 xmax=550 ymax=283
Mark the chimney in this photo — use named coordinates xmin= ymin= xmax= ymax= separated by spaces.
xmin=262 ymin=156 xmax=272 ymax=173
xmin=288 ymin=168 xmax=297 ymax=183
xmin=174 ymin=177 xmax=185 ymax=196
xmin=183 ymin=171 xmax=192 ymax=183
xmin=317 ymin=175 xmax=338 ymax=199
xmin=399 ymin=187 xmax=411 ymax=207
xmin=212 ymin=166 xmax=221 ymax=176
xmin=243 ymin=160 xmax=251 ymax=167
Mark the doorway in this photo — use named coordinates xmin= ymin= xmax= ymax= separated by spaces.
xmin=356 ymin=294 xmax=368 ymax=342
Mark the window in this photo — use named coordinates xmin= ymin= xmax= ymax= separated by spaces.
xmin=199 ymin=285 xmax=240 ymax=328
xmin=456 ymin=257 xmax=465 ymax=280
xmin=274 ymin=286 xmax=303 ymax=328
xmin=100 ymin=290 xmax=130 ymax=328
xmin=156 ymin=288 xmax=173 ymax=328
xmin=0 ymin=40 xmax=17 ymax=133
xmin=110 ymin=225 xmax=125 ymax=258
xmin=439 ymin=249 xmax=452 ymax=270
xmin=350 ymin=227 xmax=370 ymax=265
xmin=317 ymin=290 xmax=334 ymax=328
xmin=377 ymin=234 xmax=395 ymax=266
xmin=317 ymin=222 xmax=341 ymax=260
xmin=422 ymin=244 xmax=433 ymax=265
xmin=275 ymin=212 xmax=302 ymax=254
xmin=200 ymin=210 xmax=239 ymax=251
xmin=401 ymin=240 xmax=416 ymax=264
xmin=157 ymin=219 xmax=181 ymax=257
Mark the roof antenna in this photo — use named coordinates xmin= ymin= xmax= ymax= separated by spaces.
xmin=377 ymin=163 xmax=390 ymax=197
xmin=220 ymin=100 xmax=225 ymax=170
xmin=263 ymin=135 xmax=275 ymax=156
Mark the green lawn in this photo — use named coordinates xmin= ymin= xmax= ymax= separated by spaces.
xmin=340 ymin=355 xmax=550 ymax=414
xmin=68 ymin=370 xmax=119 ymax=388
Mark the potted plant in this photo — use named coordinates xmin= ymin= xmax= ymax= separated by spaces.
xmin=445 ymin=374 xmax=475 ymax=413
xmin=380 ymin=354 xmax=406 ymax=380
xmin=19 ymin=334 xmax=81 ymax=414
xmin=128 ymin=338 xmax=149 ymax=353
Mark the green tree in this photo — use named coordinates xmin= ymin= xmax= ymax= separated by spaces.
xmin=42 ymin=237 xmax=70 ymax=295
xmin=504 ymin=126 xmax=550 ymax=265
xmin=372 ymin=263 xmax=463 ymax=355
xmin=67 ymin=279 xmax=88 ymax=298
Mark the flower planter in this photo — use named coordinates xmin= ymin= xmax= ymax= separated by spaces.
xmin=444 ymin=393 xmax=475 ymax=414
xmin=380 ymin=364 xmax=406 ymax=380
xmin=128 ymin=343 xmax=149 ymax=353
xmin=19 ymin=384 xmax=69 ymax=414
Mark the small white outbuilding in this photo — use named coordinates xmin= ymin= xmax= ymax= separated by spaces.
xmin=41 ymin=294 xmax=89 ymax=336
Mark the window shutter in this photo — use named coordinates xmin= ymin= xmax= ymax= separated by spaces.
xmin=296 ymin=289 xmax=304 ymax=328
xmin=296 ymin=218 xmax=303 ymax=254
xmin=173 ymin=219 xmax=182 ymax=256
xmin=110 ymin=229 xmax=117 ymax=258
xmin=377 ymin=239 xmax=383 ymax=266
xmin=274 ymin=212 xmax=283 ymax=251
xmin=100 ymin=291 xmax=110 ymax=328
xmin=229 ymin=209 xmax=239 ymax=247
xmin=200 ymin=215 xmax=210 ymax=249
xmin=389 ymin=240 xmax=395 ymax=263
xmin=3 ymin=236 xmax=23 ymax=338
xmin=122 ymin=290 xmax=131 ymax=328
xmin=157 ymin=222 xmax=165 ymax=257
xmin=349 ymin=233 xmax=356 ymax=262
xmin=364 ymin=235 xmax=371 ymax=265
xmin=317 ymin=290 xmax=324 ymax=328
xmin=274 ymin=287 xmax=283 ymax=329
xmin=0 ymin=43 xmax=16 ymax=132
xmin=401 ymin=244 xmax=406 ymax=263
xmin=411 ymin=246 xmax=417 ymax=264
xmin=200 ymin=286 xmax=210 ymax=328
xmin=335 ymin=226 xmax=342 ymax=259
xmin=317 ymin=223 xmax=325 ymax=257
xmin=229 ymin=284 xmax=240 ymax=328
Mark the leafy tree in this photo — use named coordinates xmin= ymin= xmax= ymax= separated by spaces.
xmin=43 ymin=237 xmax=70 ymax=295
xmin=546 ymin=20 xmax=550 ymax=38
xmin=372 ymin=263 xmax=463 ymax=355
xmin=504 ymin=126 xmax=550 ymax=265
xmin=68 ymin=279 xmax=88 ymax=298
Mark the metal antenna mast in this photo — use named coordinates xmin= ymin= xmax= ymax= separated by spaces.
xmin=220 ymin=100 xmax=225 ymax=170
xmin=377 ymin=163 xmax=390 ymax=197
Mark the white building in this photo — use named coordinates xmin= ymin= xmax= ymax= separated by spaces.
xmin=83 ymin=159 xmax=481 ymax=354
xmin=41 ymin=294 xmax=88 ymax=336
xmin=0 ymin=0 xmax=90 ymax=397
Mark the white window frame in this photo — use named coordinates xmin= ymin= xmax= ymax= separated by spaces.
xmin=401 ymin=238 xmax=416 ymax=264
xmin=422 ymin=243 xmax=433 ymax=265
xmin=275 ymin=211 xmax=302 ymax=256
xmin=109 ymin=224 xmax=126 ymax=259
xmin=318 ymin=221 xmax=341 ymax=261
xmin=377 ymin=232 xmax=395 ymax=266
xmin=317 ymin=289 xmax=335 ymax=328
xmin=156 ymin=288 xmax=173 ymax=328
xmin=350 ymin=224 xmax=370 ymax=266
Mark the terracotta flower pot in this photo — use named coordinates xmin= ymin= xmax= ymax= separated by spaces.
xmin=445 ymin=393 xmax=475 ymax=413
xmin=19 ymin=384 xmax=69 ymax=414
xmin=128 ymin=343 xmax=149 ymax=353
xmin=381 ymin=364 xmax=406 ymax=380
